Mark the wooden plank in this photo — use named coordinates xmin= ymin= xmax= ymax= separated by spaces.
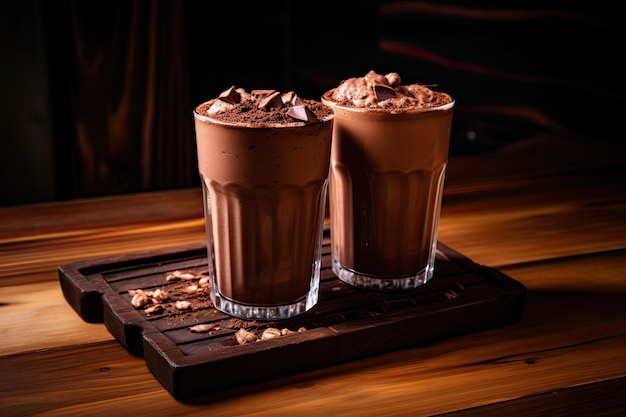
xmin=433 ymin=376 xmax=626 ymax=417
xmin=440 ymin=164 xmax=626 ymax=267
xmin=2 ymin=322 xmax=625 ymax=416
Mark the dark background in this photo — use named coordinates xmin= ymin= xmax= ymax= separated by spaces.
xmin=2 ymin=0 xmax=622 ymax=207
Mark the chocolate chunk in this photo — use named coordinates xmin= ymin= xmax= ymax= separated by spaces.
xmin=218 ymin=86 xmax=240 ymax=104
xmin=374 ymin=82 xmax=396 ymax=101
xmin=251 ymin=90 xmax=276 ymax=99
xmin=287 ymin=105 xmax=319 ymax=122
xmin=282 ymin=91 xmax=303 ymax=106
xmin=282 ymin=91 xmax=295 ymax=104
xmin=258 ymin=91 xmax=283 ymax=110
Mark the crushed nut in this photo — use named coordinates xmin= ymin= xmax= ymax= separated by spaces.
xmin=175 ymin=300 xmax=192 ymax=310
xmin=184 ymin=284 xmax=199 ymax=294
xmin=129 ymin=288 xmax=169 ymax=308
xmin=189 ymin=323 xmax=218 ymax=333
xmin=167 ymin=270 xmax=197 ymax=281
xmin=131 ymin=292 xmax=150 ymax=308
xmin=235 ymin=328 xmax=257 ymax=345
xmin=261 ymin=328 xmax=282 ymax=340
xmin=144 ymin=304 xmax=164 ymax=315
xmin=151 ymin=288 xmax=168 ymax=303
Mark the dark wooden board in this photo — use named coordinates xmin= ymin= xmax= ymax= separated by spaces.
xmin=59 ymin=232 xmax=526 ymax=400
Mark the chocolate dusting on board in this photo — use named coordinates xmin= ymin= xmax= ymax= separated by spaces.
xmin=127 ymin=266 xmax=469 ymax=347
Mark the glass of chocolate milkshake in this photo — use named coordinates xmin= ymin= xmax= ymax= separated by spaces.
xmin=193 ymin=87 xmax=334 ymax=320
xmin=322 ymin=71 xmax=454 ymax=290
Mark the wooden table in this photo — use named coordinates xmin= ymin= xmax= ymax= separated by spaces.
xmin=2 ymin=132 xmax=626 ymax=416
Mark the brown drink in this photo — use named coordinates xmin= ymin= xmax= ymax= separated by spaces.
xmin=193 ymin=87 xmax=334 ymax=320
xmin=322 ymin=71 xmax=454 ymax=290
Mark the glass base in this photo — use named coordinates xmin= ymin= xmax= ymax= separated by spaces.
xmin=211 ymin=290 xmax=319 ymax=321
xmin=210 ymin=266 xmax=320 ymax=321
xmin=332 ymin=258 xmax=433 ymax=291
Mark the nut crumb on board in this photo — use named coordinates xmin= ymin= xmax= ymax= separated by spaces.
xmin=127 ymin=269 xmax=466 ymax=346
xmin=128 ymin=269 xmax=308 ymax=345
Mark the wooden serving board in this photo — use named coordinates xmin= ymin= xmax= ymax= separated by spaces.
xmin=59 ymin=232 xmax=525 ymax=400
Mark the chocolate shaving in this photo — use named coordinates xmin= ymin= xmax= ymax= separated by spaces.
xmin=282 ymin=91 xmax=303 ymax=106
xmin=258 ymin=91 xmax=283 ymax=110
xmin=251 ymin=89 xmax=276 ymax=99
xmin=218 ymin=86 xmax=240 ymax=104
xmin=373 ymin=82 xmax=396 ymax=101
xmin=287 ymin=105 xmax=319 ymax=122
xmin=282 ymin=91 xmax=295 ymax=104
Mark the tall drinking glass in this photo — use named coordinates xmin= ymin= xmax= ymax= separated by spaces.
xmin=193 ymin=89 xmax=334 ymax=320
xmin=322 ymin=71 xmax=454 ymax=290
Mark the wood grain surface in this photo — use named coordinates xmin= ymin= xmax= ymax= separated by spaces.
xmin=2 ymin=131 xmax=626 ymax=416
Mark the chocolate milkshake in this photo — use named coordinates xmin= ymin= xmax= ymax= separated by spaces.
xmin=322 ymin=71 xmax=454 ymax=290
xmin=193 ymin=87 xmax=334 ymax=320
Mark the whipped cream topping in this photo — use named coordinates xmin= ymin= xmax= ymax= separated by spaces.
xmin=325 ymin=70 xmax=452 ymax=110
